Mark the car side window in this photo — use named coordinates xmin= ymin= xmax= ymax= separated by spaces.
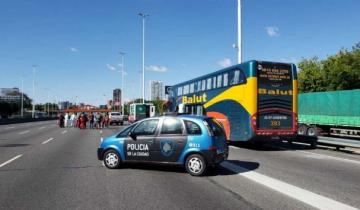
xmin=132 ymin=119 xmax=159 ymax=136
xmin=161 ymin=118 xmax=183 ymax=135
xmin=184 ymin=120 xmax=202 ymax=135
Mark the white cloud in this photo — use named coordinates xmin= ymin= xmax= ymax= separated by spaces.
xmin=106 ymin=64 xmax=116 ymax=71
xmin=265 ymin=26 xmax=280 ymax=37
xmin=145 ymin=65 xmax=168 ymax=72
xmin=218 ymin=58 xmax=232 ymax=68
xmin=69 ymin=47 xmax=78 ymax=52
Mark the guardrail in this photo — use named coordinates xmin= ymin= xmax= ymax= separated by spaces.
xmin=296 ymin=135 xmax=360 ymax=150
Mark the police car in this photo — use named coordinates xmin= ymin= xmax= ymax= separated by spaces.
xmin=97 ymin=115 xmax=228 ymax=176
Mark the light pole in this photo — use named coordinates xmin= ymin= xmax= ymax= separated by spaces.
xmin=32 ymin=65 xmax=37 ymax=118
xmin=237 ymin=0 xmax=242 ymax=63
xmin=138 ymin=12 xmax=149 ymax=104
xmin=21 ymin=77 xmax=24 ymax=117
xmin=119 ymin=51 xmax=125 ymax=114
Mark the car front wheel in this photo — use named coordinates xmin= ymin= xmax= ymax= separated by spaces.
xmin=104 ymin=149 xmax=121 ymax=169
xmin=185 ymin=154 xmax=207 ymax=176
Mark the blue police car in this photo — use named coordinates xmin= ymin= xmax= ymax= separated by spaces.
xmin=97 ymin=115 xmax=228 ymax=176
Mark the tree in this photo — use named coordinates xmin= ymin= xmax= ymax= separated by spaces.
xmin=297 ymin=43 xmax=360 ymax=92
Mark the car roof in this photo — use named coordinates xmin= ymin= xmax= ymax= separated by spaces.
xmin=138 ymin=115 xmax=210 ymax=122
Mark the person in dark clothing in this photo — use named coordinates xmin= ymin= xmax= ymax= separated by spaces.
xmin=89 ymin=113 xmax=94 ymax=129
xmin=59 ymin=113 xmax=65 ymax=128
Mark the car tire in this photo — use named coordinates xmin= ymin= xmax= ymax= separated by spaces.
xmin=103 ymin=149 xmax=121 ymax=169
xmin=120 ymin=122 xmax=123 ymax=126
xmin=185 ymin=154 xmax=207 ymax=176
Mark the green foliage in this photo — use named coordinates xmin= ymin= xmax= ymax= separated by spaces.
xmin=297 ymin=43 xmax=360 ymax=93
xmin=0 ymin=102 xmax=20 ymax=117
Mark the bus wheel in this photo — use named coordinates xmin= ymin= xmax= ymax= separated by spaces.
xmin=307 ymin=126 xmax=317 ymax=136
xmin=298 ymin=125 xmax=308 ymax=135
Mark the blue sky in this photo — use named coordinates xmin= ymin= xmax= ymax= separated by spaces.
xmin=0 ymin=0 xmax=359 ymax=105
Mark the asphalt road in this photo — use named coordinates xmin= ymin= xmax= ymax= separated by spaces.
xmin=0 ymin=121 xmax=359 ymax=210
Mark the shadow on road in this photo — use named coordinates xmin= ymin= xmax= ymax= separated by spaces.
xmin=120 ymin=160 xmax=260 ymax=177
xmin=230 ymin=141 xmax=314 ymax=151
xmin=0 ymin=143 xmax=31 ymax=147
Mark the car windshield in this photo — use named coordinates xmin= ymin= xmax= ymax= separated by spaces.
xmin=116 ymin=124 xmax=135 ymax=138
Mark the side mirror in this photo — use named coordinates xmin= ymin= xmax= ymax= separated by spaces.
xmin=129 ymin=131 xmax=137 ymax=140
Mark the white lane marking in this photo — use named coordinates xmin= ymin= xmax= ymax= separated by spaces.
xmin=229 ymin=145 xmax=240 ymax=150
xmin=61 ymin=130 xmax=67 ymax=134
xmin=18 ymin=130 xmax=30 ymax=135
xmin=39 ymin=126 xmax=46 ymax=130
xmin=5 ymin=126 xmax=16 ymax=130
xmin=298 ymin=151 xmax=360 ymax=166
xmin=221 ymin=161 xmax=358 ymax=210
xmin=0 ymin=154 xmax=23 ymax=168
xmin=41 ymin=138 xmax=54 ymax=144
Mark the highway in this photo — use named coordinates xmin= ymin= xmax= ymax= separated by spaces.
xmin=0 ymin=121 xmax=360 ymax=210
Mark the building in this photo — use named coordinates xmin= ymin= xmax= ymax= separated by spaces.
xmin=0 ymin=87 xmax=21 ymax=102
xmin=150 ymin=81 xmax=165 ymax=100
xmin=58 ymin=101 xmax=70 ymax=110
xmin=113 ymin=89 xmax=121 ymax=110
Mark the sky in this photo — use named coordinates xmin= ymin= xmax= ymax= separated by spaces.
xmin=0 ymin=0 xmax=359 ymax=105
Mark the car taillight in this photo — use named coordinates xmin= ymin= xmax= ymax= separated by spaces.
xmin=208 ymin=146 xmax=217 ymax=152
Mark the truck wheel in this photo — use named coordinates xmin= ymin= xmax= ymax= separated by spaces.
xmin=307 ymin=126 xmax=317 ymax=136
xmin=185 ymin=154 xmax=207 ymax=176
xmin=298 ymin=125 xmax=308 ymax=135
xmin=120 ymin=122 xmax=123 ymax=126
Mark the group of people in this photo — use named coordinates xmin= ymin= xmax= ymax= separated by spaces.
xmin=58 ymin=112 xmax=110 ymax=129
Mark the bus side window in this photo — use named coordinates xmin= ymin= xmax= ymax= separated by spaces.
xmin=201 ymin=79 xmax=206 ymax=91
xmin=178 ymin=87 xmax=183 ymax=95
xmin=230 ymin=70 xmax=240 ymax=85
xmin=184 ymin=84 xmax=189 ymax=94
xmin=197 ymin=81 xmax=201 ymax=92
xmin=207 ymin=78 xmax=212 ymax=90
xmin=223 ymin=73 xmax=228 ymax=86
xmin=190 ymin=83 xmax=194 ymax=93
xmin=217 ymin=75 xmax=222 ymax=88
xmin=213 ymin=76 xmax=217 ymax=89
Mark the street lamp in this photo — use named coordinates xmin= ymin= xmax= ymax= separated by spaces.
xmin=237 ymin=0 xmax=242 ymax=63
xmin=32 ymin=65 xmax=37 ymax=118
xmin=21 ymin=77 xmax=24 ymax=117
xmin=138 ymin=12 xmax=149 ymax=104
xmin=119 ymin=51 xmax=126 ymax=114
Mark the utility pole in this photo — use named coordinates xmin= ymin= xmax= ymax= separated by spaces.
xmin=119 ymin=52 xmax=125 ymax=114
xmin=237 ymin=0 xmax=242 ymax=63
xmin=32 ymin=65 xmax=37 ymax=118
xmin=138 ymin=12 xmax=149 ymax=104
xmin=21 ymin=77 xmax=24 ymax=117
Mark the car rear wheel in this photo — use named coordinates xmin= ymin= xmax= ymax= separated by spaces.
xmin=185 ymin=154 xmax=207 ymax=176
xmin=104 ymin=149 xmax=121 ymax=169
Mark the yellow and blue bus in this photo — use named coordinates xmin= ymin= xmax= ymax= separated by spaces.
xmin=167 ymin=60 xmax=298 ymax=142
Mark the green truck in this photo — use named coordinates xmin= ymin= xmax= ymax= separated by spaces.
xmin=128 ymin=103 xmax=156 ymax=123
xmin=298 ymin=89 xmax=360 ymax=138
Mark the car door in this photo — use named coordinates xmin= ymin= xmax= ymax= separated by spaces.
xmin=124 ymin=119 xmax=159 ymax=161
xmin=153 ymin=118 xmax=187 ymax=162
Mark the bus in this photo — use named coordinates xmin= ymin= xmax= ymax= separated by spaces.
xmin=167 ymin=60 xmax=298 ymax=142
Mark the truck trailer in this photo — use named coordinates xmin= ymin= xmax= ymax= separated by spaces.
xmin=298 ymin=89 xmax=360 ymax=138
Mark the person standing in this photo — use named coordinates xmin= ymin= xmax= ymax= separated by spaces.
xmin=64 ymin=113 xmax=69 ymax=127
xmin=59 ymin=113 xmax=65 ymax=128
xmin=89 ymin=113 xmax=94 ymax=129
xmin=70 ymin=113 xmax=76 ymax=127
